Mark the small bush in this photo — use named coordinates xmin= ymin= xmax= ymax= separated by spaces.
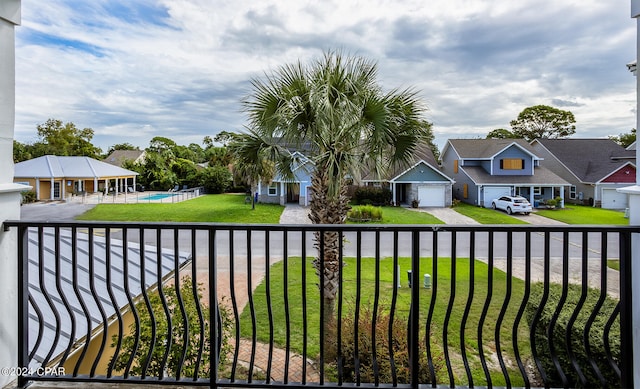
xmin=111 ymin=277 xmax=232 ymax=379
xmin=348 ymin=205 xmax=383 ymax=222
xmin=525 ymin=282 xmax=620 ymax=387
xmin=411 ymin=199 xmax=419 ymax=208
xmin=329 ymin=304 xmax=440 ymax=384
xmin=21 ymin=190 xmax=36 ymax=204
xmin=353 ymin=187 xmax=392 ymax=206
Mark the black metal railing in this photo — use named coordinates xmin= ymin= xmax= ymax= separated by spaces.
xmin=3 ymin=221 xmax=637 ymax=388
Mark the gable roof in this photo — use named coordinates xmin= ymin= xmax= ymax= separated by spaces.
xmin=444 ymin=139 xmax=540 ymax=160
xmin=15 ymin=155 xmax=138 ymax=179
xmin=532 ymin=138 xmax=635 ymax=183
xmin=104 ymin=149 xmax=145 ymax=167
xmin=363 ymin=143 xmax=443 ymax=181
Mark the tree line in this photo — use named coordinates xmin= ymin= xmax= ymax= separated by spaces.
xmin=13 ymin=119 xmax=238 ymax=193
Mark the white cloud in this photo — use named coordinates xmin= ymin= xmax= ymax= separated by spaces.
xmin=14 ymin=0 xmax=638 ymax=153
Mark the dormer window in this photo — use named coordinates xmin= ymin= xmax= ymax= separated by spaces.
xmin=500 ymin=158 xmax=525 ymax=170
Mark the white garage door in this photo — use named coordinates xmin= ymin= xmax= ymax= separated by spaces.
xmin=602 ymin=189 xmax=627 ymax=209
xmin=482 ymin=186 xmax=512 ymax=208
xmin=418 ymin=186 xmax=445 ymax=207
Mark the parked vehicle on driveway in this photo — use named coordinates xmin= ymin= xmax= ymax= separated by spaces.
xmin=492 ymin=195 xmax=532 ymax=215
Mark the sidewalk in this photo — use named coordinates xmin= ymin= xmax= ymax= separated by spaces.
xmin=279 ymin=204 xmax=312 ymax=224
xmin=408 ymin=206 xmax=478 ymax=224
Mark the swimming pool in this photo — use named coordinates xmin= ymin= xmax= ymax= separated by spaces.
xmin=138 ymin=193 xmax=178 ymax=201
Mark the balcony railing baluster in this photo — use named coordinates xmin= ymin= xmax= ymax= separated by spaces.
xmin=3 ymin=221 xmax=637 ymax=388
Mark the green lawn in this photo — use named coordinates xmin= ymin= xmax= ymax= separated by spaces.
xmin=240 ymin=256 xmax=530 ymax=387
xmin=347 ymin=206 xmax=444 ymax=224
xmin=535 ymin=204 xmax=629 ymax=225
xmin=76 ymin=194 xmax=284 ymax=223
xmin=452 ymin=202 xmax=529 ymax=224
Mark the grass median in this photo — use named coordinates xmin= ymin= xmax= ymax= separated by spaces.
xmin=76 ymin=194 xmax=285 ymax=223
xmin=240 ymin=256 xmax=531 ymax=386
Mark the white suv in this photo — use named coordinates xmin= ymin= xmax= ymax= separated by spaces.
xmin=491 ymin=195 xmax=532 ymax=215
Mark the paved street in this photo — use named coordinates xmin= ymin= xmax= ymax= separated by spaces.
xmin=19 ymin=202 xmax=623 ymax=299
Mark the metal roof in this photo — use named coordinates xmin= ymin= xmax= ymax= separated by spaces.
xmin=27 ymin=228 xmax=190 ymax=368
xmin=15 ymin=155 xmax=139 ymax=179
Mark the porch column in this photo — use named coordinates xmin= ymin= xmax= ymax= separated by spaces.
xmin=280 ymin=182 xmax=285 ymax=205
xmin=93 ymin=177 xmax=98 ymax=193
xmin=619 ymin=3 xmax=640 ymax=386
xmin=391 ymin=182 xmax=396 ymax=205
xmin=35 ymin=177 xmax=39 ymax=199
xmin=50 ymin=177 xmax=54 ymax=199
xmin=529 ymin=186 xmax=534 ymax=208
xmin=0 ymin=2 xmax=27 ymax=387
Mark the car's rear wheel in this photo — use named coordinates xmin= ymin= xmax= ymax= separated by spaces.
xmin=492 ymin=203 xmax=497 ymax=210
xmin=507 ymin=207 xmax=512 ymax=215
xmin=524 ymin=212 xmax=530 ymax=215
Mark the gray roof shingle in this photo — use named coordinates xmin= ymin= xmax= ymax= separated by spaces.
xmin=535 ymin=139 xmax=635 ymax=183
xmin=462 ymin=166 xmax=570 ymax=186
xmin=447 ymin=138 xmax=540 ymax=159
xmin=104 ymin=150 xmax=145 ymax=167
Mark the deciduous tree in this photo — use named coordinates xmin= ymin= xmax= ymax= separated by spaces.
xmin=609 ymin=128 xmax=636 ymax=148
xmin=26 ymin=118 xmax=102 ymax=158
xmin=486 ymin=128 xmax=518 ymax=139
xmin=509 ymin=105 xmax=576 ymax=141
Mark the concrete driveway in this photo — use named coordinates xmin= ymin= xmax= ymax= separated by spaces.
xmin=20 ymin=201 xmax=96 ymax=221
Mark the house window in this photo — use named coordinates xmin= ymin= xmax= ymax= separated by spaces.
xmin=569 ymin=185 xmax=576 ymax=199
xmin=268 ymin=183 xmax=278 ymax=196
xmin=533 ymin=187 xmax=542 ymax=196
xmin=463 ymin=184 xmax=468 ymax=199
xmin=453 ymin=160 xmax=459 ymax=174
xmin=500 ymin=158 xmax=524 ymax=170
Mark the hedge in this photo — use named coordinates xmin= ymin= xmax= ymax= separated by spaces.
xmin=525 ymin=282 xmax=620 ymax=387
xmin=353 ymin=187 xmax=392 ymax=206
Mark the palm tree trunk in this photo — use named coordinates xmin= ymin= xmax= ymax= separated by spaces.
xmin=308 ymin=168 xmax=350 ymax=347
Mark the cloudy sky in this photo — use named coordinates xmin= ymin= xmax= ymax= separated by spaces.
xmin=14 ymin=0 xmax=638 ymax=152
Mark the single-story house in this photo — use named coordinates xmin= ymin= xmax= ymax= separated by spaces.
xmin=530 ymin=138 xmax=636 ymax=209
xmin=103 ymin=149 xmax=146 ymax=168
xmin=441 ymin=139 xmax=571 ymax=208
xmin=362 ymin=145 xmax=455 ymax=207
xmin=14 ymin=155 xmax=139 ymax=201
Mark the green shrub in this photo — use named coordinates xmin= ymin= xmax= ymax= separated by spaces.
xmin=353 ymin=187 xmax=392 ymax=206
xmin=21 ymin=190 xmax=36 ymax=204
xmin=525 ymin=282 xmax=620 ymax=387
xmin=111 ymin=277 xmax=232 ymax=379
xmin=329 ymin=304 xmax=440 ymax=384
xmin=348 ymin=205 xmax=383 ymax=222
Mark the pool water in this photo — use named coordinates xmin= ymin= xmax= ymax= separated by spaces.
xmin=138 ymin=193 xmax=178 ymax=201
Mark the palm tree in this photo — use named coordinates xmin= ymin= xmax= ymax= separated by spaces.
xmin=238 ymin=51 xmax=430 ymax=321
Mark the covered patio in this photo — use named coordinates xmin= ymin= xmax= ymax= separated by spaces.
xmin=13 ymin=155 xmax=139 ymax=201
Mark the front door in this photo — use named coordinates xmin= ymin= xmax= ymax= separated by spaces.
xmin=286 ymin=183 xmax=300 ymax=203
xmin=53 ymin=182 xmax=61 ymax=199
